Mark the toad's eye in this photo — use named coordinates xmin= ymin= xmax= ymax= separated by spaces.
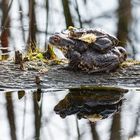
xmin=53 ymin=36 xmax=60 ymax=43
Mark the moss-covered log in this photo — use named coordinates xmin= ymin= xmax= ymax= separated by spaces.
xmin=0 ymin=61 xmax=140 ymax=90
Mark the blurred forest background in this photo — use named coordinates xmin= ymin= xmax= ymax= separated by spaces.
xmin=0 ymin=0 xmax=140 ymax=140
xmin=0 ymin=0 xmax=140 ymax=59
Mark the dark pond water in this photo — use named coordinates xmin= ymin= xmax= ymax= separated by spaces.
xmin=0 ymin=0 xmax=140 ymax=140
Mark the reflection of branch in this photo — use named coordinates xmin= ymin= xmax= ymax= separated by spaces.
xmin=5 ymin=92 xmax=17 ymax=140
xmin=22 ymin=95 xmax=27 ymax=139
xmin=129 ymin=103 xmax=140 ymax=138
xmin=76 ymin=116 xmax=81 ymax=140
xmin=89 ymin=122 xmax=99 ymax=140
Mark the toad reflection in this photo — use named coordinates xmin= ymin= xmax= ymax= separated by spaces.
xmin=54 ymin=87 xmax=128 ymax=122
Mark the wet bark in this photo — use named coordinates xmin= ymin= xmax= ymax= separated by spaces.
xmin=0 ymin=62 xmax=140 ymax=90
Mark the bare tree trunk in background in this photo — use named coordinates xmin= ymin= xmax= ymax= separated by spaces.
xmin=117 ymin=0 xmax=132 ymax=47
xmin=27 ymin=0 xmax=37 ymax=51
xmin=18 ymin=0 xmax=26 ymax=43
xmin=90 ymin=123 xmax=100 ymax=140
xmin=61 ymin=0 xmax=74 ymax=27
xmin=45 ymin=0 xmax=49 ymax=50
xmin=110 ymin=114 xmax=121 ymax=140
xmin=0 ymin=0 xmax=12 ymax=60
xmin=46 ymin=0 xmax=49 ymax=34
xmin=74 ymin=0 xmax=82 ymax=28
xmin=5 ymin=92 xmax=17 ymax=140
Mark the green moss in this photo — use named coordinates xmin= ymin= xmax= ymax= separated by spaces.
xmin=25 ymin=46 xmax=45 ymax=61
xmin=70 ymin=85 xmax=128 ymax=93
xmin=121 ymin=59 xmax=140 ymax=67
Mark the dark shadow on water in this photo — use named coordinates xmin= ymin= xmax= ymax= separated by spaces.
xmin=54 ymin=86 xmax=128 ymax=122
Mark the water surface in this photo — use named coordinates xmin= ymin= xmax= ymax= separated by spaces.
xmin=0 ymin=88 xmax=140 ymax=140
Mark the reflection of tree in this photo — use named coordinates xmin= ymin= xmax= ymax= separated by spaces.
xmin=32 ymin=90 xmax=42 ymax=140
xmin=129 ymin=103 xmax=140 ymax=138
xmin=18 ymin=0 xmax=26 ymax=43
xmin=90 ymin=122 xmax=99 ymax=140
xmin=22 ymin=93 xmax=27 ymax=139
xmin=5 ymin=92 xmax=17 ymax=140
xmin=110 ymin=114 xmax=121 ymax=140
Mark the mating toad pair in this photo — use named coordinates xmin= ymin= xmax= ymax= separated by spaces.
xmin=49 ymin=27 xmax=127 ymax=73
